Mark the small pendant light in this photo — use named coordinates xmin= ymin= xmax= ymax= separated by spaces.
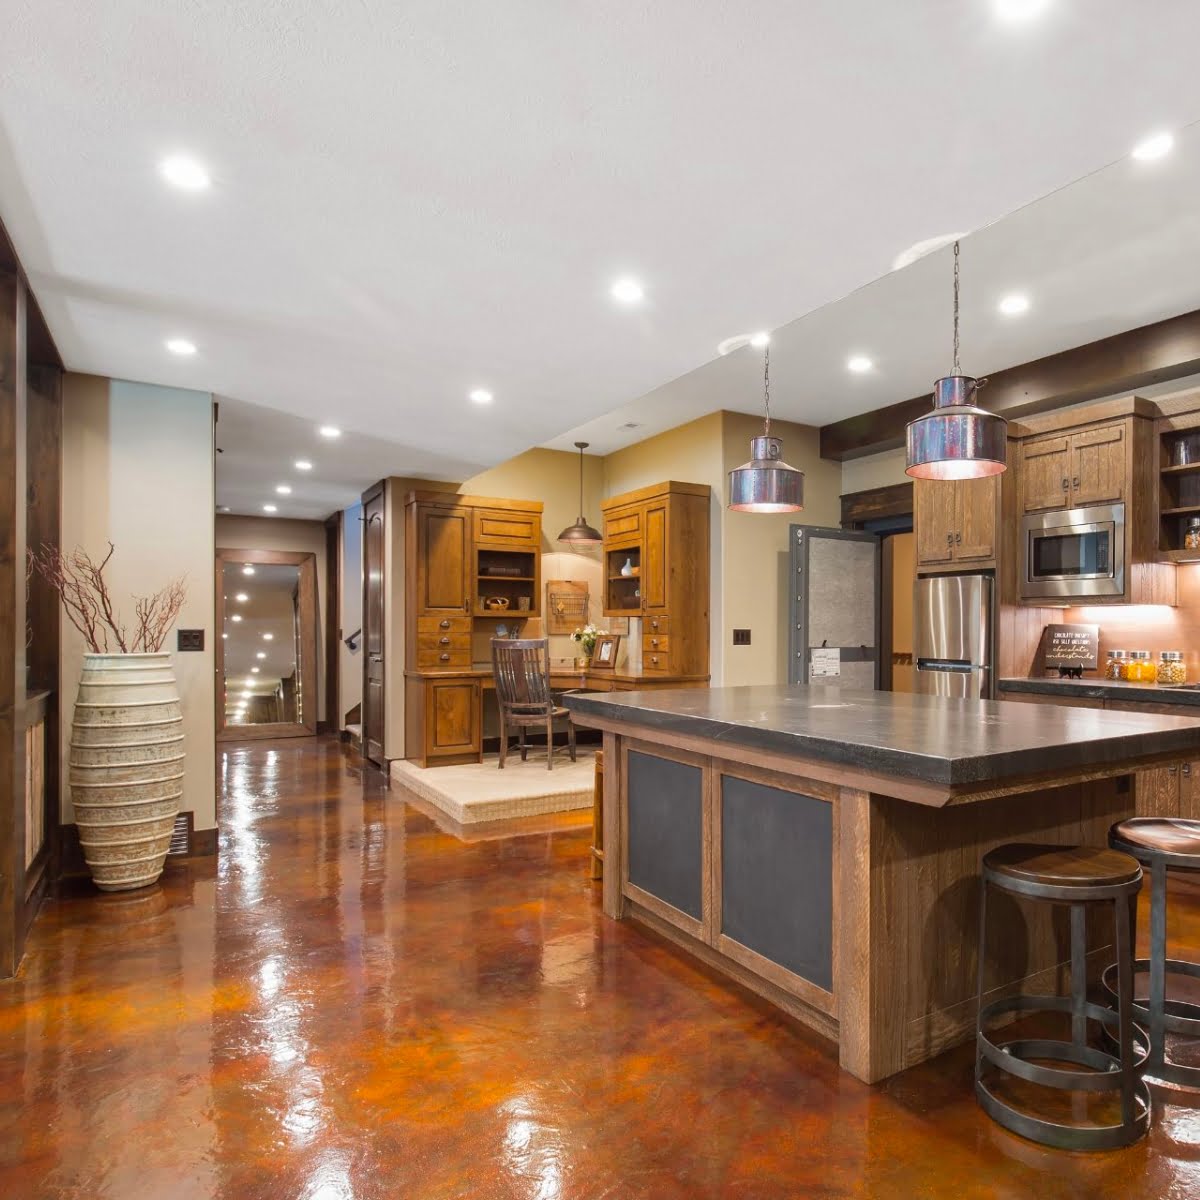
xmin=557 ymin=441 xmax=603 ymax=544
xmin=727 ymin=340 xmax=805 ymax=513
xmin=906 ymin=240 xmax=1007 ymax=480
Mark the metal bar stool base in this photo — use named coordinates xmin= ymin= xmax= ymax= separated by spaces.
xmin=977 ymin=994 xmax=1151 ymax=1151
xmin=1102 ymin=956 xmax=1200 ymax=1089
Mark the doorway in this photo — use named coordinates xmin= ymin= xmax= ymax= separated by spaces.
xmin=216 ymin=549 xmax=319 ymax=740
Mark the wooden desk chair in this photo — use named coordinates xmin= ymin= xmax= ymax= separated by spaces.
xmin=491 ymin=638 xmax=577 ymax=770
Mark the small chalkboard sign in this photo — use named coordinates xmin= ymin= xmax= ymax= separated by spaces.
xmin=1040 ymin=623 xmax=1099 ymax=677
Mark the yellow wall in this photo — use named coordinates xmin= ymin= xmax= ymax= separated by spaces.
xmin=215 ymin=514 xmax=329 ymax=722
xmin=840 ymin=446 xmax=909 ymax=496
xmin=720 ymin=411 xmax=843 ymax=686
xmin=60 ymin=374 xmax=217 ymax=829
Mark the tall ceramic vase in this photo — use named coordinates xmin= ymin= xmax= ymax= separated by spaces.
xmin=69 ymin=653 xmax=184 ymax=892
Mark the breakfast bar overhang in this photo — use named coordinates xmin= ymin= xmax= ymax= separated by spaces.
xmin=563 ymin=685 xmax=1200 ymax=1084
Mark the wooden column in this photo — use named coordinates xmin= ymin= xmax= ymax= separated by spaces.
xmin=0 ymin=271 xmax=29 ymax=977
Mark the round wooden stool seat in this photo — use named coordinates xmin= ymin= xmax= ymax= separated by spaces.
xmin=983 ymin=843 xmax=1142 ymax=897
xmin=1111 ymin=818 xmax=1200 ymax=869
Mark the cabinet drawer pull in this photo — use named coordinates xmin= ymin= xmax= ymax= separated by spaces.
xmin=439 ymin=619 xmax=451 ymax=630
xmin=955 ymin=531 xmax=961 ymax=545
xmin=650 ymin=656 xmax=658 ymax=666
xmin=1072 ymin=477 xmax=1080 ymax=490
xmin=1169 ymin=765 xmax=1178 ymax=775
xmin=1185 ymin=763 xmax=1193 ymax=777
xmin=1061 ymin=477 xmax=1068 ymax=492
xmin=439 ymin=636 xmax=450 ymax=645
xmin=650 ymin=638 xmax=658 ymax=647
xmin=439 ymin=653 xmax=450 ymax=662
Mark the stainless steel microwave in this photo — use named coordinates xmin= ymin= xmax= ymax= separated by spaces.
xmin=1020 ymin=503 xmax=1125 ymax=600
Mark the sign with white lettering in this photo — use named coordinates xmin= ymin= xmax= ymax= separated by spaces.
xmin=1041 ymin=624 xmax=1099 ymax=671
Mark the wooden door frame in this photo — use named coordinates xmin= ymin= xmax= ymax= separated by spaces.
xmin=361 ymin=481 xmax=385 ymax=765
xmin=323 ymin=512 xmax=341 ymax=734
xmin=215 ymin=548 xmax=319 ymax=741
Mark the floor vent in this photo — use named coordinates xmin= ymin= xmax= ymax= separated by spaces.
xmin=167 ymin=812 xmax=191 ymax=857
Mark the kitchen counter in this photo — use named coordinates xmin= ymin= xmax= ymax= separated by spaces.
xmin=565 ymin=684 xmax=1200 ymax=1084
xmin=999 ymin=675 xmax=1200 ymax=708
xmin=565 ymin=684 xmax=1200 ymax=793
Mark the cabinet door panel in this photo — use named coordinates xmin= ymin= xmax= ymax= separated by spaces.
xmin=419 ymin=506 xmax=471 ymax=615
xmin=1070 ymin=424 xmax=1125 ymax=506
xmin=954 ymin=475 xmax=998 ymax=563
xmin=642 ymin=502 xmax=669 ymax=611
xmin=428 ymin=681 xmax=479 ymax=756
xmin=1137 ymin=765 xmax=1180 ymax=818
xmin=475 ymin=508 xmax=539 ymax=548
xmin=1020 ymin=435 xmax=1071 ymax=512
xmin=1179 ymin=762 xmax=1200 ymax=819
xmin=914 ymin=478 xmax=954 ymax=566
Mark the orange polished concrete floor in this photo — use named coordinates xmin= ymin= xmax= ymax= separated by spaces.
xmin=4 ymin=737 xmax=1200 ymax=1198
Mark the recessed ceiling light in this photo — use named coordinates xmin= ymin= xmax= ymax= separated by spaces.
xmin=749 ymin=331 xmax=771 ymax=349
xmin=993 ymin=0 xmax=1050 ymax=22
xmin=1131 ymin=131 xmax=1174 ymax=161
xmin=262 ymin=633 xmax=274 ymax=641
xmin=257 ymin=651 xmax=267 ymax=659
xmin=221 ymin=632 xmax=228 ymax=639
xmin=242 ymin=565 xmax=255 ymax=576
xmin=718 ymin=332 xmax=770 ymax=356
xmin=159 ymin=154 xmax=211 ymax=191
xmin=294 ymin=460 xmax=313 ymax=471
xmin=165 ymin=338 xmax=197 ymax=356
xmin=998 ymin=293 xmax=1030 ymax=316
xmin=847 ymin=355 xmax=874 ymax=374
xmin=275 ymin=484 xmax=292 ymax=495
xmin=318 ymin=425 xmax=341 ymax=439
xmin=251 ymin=667 xmax=260 ymax=674
xmin=230 ymin=614 xmax=243 ymax=623
xmin=610 ymin=277 xmax=645 ymax=305
xmin=262 ymin=503 xmax=277 ymax=513
xmin=469 ymin=389 xmax=494 ymax=405
xmin=235 ymin=592 xmax=249 ymax=603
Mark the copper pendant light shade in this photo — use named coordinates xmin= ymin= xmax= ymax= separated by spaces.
xmin=727 ymin=344 xmax=805 ymax=513
xmin=905 ymin=241 xmax=1007 ymax=481
xmin=557 ymin=442 xmax=603 ymax=544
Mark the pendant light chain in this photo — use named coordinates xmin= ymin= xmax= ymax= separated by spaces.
xmin=762 ymin=345 xmax=771 ymax=436
xmin=577 ymin=443 xmax=585 ymax=519
xmin=952 ymin=239 xmax=961 ymax=377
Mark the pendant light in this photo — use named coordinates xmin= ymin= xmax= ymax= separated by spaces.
xmin=557 ymin=441 xmax=603 ymax=544
xmin=905 ymin=240 xmax=1007 ymax=480
xmin=727 ymin=341 xmax=805 ymax=512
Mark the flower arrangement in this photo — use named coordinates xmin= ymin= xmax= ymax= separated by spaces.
xmin=570 ymin=623 xmax=607 ymax=657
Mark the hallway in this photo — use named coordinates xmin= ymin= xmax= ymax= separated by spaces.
xmin=2 ymin=738 xmax=1199 ymax=1199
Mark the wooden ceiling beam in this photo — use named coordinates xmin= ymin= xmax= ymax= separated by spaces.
xmin=819 ymin=309 xmax=1200 ymax=462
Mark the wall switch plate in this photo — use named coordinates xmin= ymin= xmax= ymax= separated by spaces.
xmin=732 ymin=629 xmax=751 ymax=646
xmin=177 ymin=629 xmax=205 ymax=652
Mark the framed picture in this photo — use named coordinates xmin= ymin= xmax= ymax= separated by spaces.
xmin=592 ymin=633 xmax=621 ymax=670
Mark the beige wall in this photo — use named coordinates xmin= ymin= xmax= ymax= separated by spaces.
xmin=721 ymin=411 xmax=843 ymax=686
xmin=60 ymin=374 xmax=216 ymax=829
xmin=216 ymin=514 xmax=329 ymax=723
xmin=840 ymin=446 xmax=909 ymax=496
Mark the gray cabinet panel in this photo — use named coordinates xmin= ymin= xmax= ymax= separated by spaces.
xmin=721 ymin=775 xmax=833 ymax=991
xmin=627 ymin=750 xmax=703 ymax=921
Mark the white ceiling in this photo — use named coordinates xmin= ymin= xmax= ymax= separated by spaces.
xmin=5 ymin=2 xmax=1200 ymax=518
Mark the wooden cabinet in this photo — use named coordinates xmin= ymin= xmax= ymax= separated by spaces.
xmin=404 ymin=676 xmax=480 ymax=766
xmin=1019 ymin=421 xmax=1126 ymax=513
xmin=414 ymin=503 xmax=471 ymax=617
xmin=914 ymin=475 xmax=999 ymax=571
xmin=474 ymin=507 xmax=538 ymax=548
xmin=600 ymin=482 xmax=711 ymax=676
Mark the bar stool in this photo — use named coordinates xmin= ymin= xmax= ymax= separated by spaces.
xmin=976 ymin=843 xmax=1151 ymax=1150
xmin=1106 ymin=817 xmax=1200 ymax=1089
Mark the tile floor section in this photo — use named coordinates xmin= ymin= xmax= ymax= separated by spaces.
xmin=1 ymin=736 xmax=1199 ymax=1198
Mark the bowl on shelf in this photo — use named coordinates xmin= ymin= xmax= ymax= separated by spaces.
xmin=484 ymin=596 xmax=510 ymax=611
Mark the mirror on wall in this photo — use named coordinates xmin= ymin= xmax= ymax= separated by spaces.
xmin=217 ymin=550 xmax=318 ymax=740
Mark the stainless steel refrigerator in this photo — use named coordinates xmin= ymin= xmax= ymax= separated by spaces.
xmin=914 ymin=574 xmax=994 ymax=699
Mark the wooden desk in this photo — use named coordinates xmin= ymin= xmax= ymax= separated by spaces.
xmin=404 ymin=666 xmax=708 ymax=768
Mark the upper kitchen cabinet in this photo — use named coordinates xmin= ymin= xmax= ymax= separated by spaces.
xmin=914 ymin=474 xmax=1000 ymax=572
xmin=410 ymin=498 xmax=473 ymax=618
xmin=1019 ymin=420 xmax=1126 ymax=513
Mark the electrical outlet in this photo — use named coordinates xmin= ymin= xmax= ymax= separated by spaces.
xmin=177 ymin=629 xmax=205 ymax=652
xmin=732 ymin=629 xmax=751 ymax=646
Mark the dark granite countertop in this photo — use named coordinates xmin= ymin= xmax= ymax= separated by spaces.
xmin=999 ymin=676 xmax=1200 ymax=708
xmin=563 ymin=684 xmax=1200 ymax=787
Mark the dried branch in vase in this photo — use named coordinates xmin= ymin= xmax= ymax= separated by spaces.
xmin=28 ymin=542 xmax=188 ymax=654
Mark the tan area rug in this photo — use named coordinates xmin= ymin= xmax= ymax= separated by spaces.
xmin=390 ymin=749 xmax=595 ymax=824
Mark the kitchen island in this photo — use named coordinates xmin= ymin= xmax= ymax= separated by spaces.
xmin=563 ymin=685 xmax=1200 ymax=1084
